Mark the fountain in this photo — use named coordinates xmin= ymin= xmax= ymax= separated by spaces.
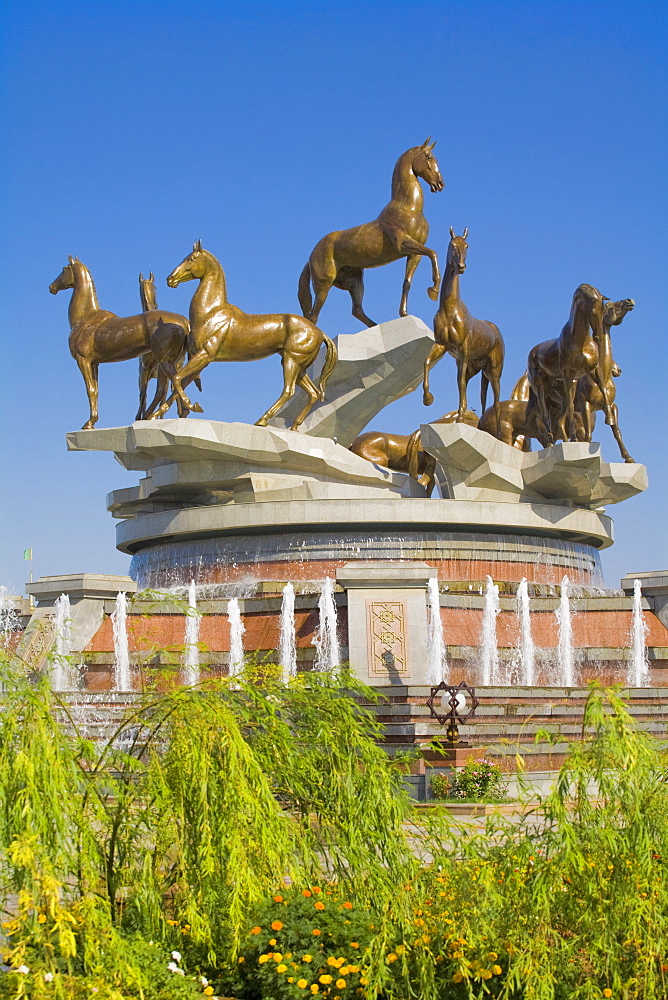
xmin=0 ymin=586 xmax=19 ymax=648
xmin=111 ymin=592 xmax=132 ymax=692
xmin=516 ymin=578 xmax=535 ymax=686
xmin=426 ymin=577 xmax=447 ymax=685
xmin=629 ymin=579 xmax=650 ymax=687
xmin=556 ymin=575 xmax=575 ymax=687
xmin=227 ymin=597 xmax=245 ymax=677
xmin=480 ymin=576 xmax=500 ymax=686
xmin=279 ymin=582 xmax=297 ymax=682
xmin=183 ymin=580 xmax=201 ymax=686
xmin=50 ymin=593 xmax=73 ymax=691
xmin=313 ymin=577 xmax=340 ymax=672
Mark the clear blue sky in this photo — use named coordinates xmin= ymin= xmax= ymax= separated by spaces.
xmin=1 ymin=0 xmax=666 ymax=594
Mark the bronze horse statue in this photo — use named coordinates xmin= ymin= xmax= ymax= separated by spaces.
xmin=151 ymin=242 xmax=337 ymax=430
xmin=350 ymin=430 xmax=437 ymax=496
xmin=573 ymin=297 xmax=635 ymax=461
xmin=422 ymin=228 xmax=505 ymax=426
xmin=298 ymin=139 xmax=444 ymax=328
xmin=49 ymin=256 xmax=191 ymax=429
xmin=350 ymin=411 xmax=479 ymax=496
xmin=527 ymin=283 xmax=609 ymax=445
xmin=135 ymin=272 xmax=201 ymax=420
xmin=478 ymin=374 xmax=542 ymax=451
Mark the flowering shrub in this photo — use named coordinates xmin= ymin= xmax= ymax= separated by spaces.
xmin=446 ymin=757 xmax=505 ymax=800
xmin=212 ymin=885 xmax=374 ymax=1000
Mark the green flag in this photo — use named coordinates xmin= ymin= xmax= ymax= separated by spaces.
xmin=23 ymin=548 xmax=32 ymax=560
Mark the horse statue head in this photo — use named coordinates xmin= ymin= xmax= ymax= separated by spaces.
xmin=167 ymin=239 xmax=209 ymax=287
xmin=49 ymin=254 xmax=79 ymax=294
xmin=446 ymin=227 xmax=469 ymax=274
xmin=411 ymin=138 xmax=444 ymax=192
xmin=572 ymin=283 xmax=608 ymax=341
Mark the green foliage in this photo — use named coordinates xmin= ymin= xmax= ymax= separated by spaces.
xmin=2 ymin=653 xmax=668 ymax=1000
xmin=429 ymin=773 xmax=451 ymax=800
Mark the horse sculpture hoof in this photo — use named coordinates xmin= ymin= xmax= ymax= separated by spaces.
xmin=82 ymin=421 xmax=95 ymax=430
xmin=423 ymin=391 xmax=434 ymax=406
xmin=190 ymin=403 xmax=204 ymax=413
xmin=427 ymin=286 xmax=439 ymax=301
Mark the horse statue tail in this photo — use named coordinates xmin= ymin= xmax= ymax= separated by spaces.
xmin=298 ymin=262 xmax=313 ymax=317
xmin=317 ymin=335 xmax=338 ymax=401
xmin=511 ymin=372 xmax=530 ymax=401
xmin=406 ymin=429 xmax=422 ymax=482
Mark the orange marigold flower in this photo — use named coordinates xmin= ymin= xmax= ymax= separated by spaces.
xmin=251 ymin=926 xmax=261 ymax=935
xmin=274 ymin=895 xmax=284 ymax=902
xmin=387 ymin=953 xmax=398 ymax=963
xmin=350 ymin=942 xmax=359 ymax=949
xmin=312 ymin=929 xmax=321 ymax=936
xmin=302 ymin=890 xmax=312 ymax=897
xmin=238 ymin=957 xmax=245 ymax=964
xmin=271 ymin=921 xmax=284 ymax=931
xmin=312 ymin=887 xmax=322 ymax=894
xmin=314 ymin=902 xmax=325 ymax=911
xmin=342 ymin=902 xmax=353 ymax=910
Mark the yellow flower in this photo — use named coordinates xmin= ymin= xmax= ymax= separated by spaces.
xmin=303 ymin=955 xmax=313 ymax=963
xmin=492 ymin=964 xmax=502 ymax=975
xmin=387 ymin=953 xmax=398 ymax=963
xmin=603 ymin=992 xmax=612 ymax=999
xmin=167 ymin=919 xmax=178 ymax=926
xmin=269 ymin=938 xmax=277 ymax=946
xmin=272 ymin=921 xmax=284 ymax=931
xmin=336 ymin=980 xmax=347 ymax=990
xmin=452 ymin=972 xmax=463 ymax=984
xmin=238 ymin=957 xmax=245 ymax=964
xmin=259 ymin=955 xmax=270 ymax=964
xmin=319 ymin=975 xmax=333 ymax=984
xmin=488 ymin=952 xmax=498 ymax=961
xmin=273 ymin=954 xmax=283 ymax=963
xmin=482 ymin=969 xmax=493 ymax=980
xmin=204 ymin=989 xmax=214 ymax=997
xmin=277 ymin=965 xmax=287 ymax=973
xmin=37 ymin=914 xmax=47 ymax=924
xmin=311 ymin=985 xmax=319 ymax=994
xmin=288 ymin=977 xmax=294 ymax=983
xmin=297 ymin=980 xmax=308 ymax=989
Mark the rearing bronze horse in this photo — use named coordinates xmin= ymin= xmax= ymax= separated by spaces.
xmin=527 ymin=283 xmax=609 ymax=444
xmin=49 ymin=256 xmax=191 ymax=429
xmin=298 ymin=139 xmax=444 ymax=328
xmin=152 ymin=242 xmax=337 ymax=430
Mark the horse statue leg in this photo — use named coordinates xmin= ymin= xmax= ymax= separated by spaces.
xmin=255 ymin=355 xmax=301 ymax=427
xmin=75 ymin=356 xmax=99 ymax=430
xmin=609 ymin=402 xmax=635 ymax=463
xmin=384 ymin=229 xmax=441 ymax=305
xmin=400 ymin=255 xmax=421 ymax=317
xmin=335 ymin=268 xmax=376 ymax=328
xmin=456 ymin=357 xmax=471 ymax=421
xmin=136 ymin=354 xmax=155 ymax=421
xmin=422 ymin=342 xmax=446 ymax=406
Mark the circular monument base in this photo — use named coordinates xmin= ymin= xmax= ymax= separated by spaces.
xmin=127 ymin=498 xmax=606 ymax=590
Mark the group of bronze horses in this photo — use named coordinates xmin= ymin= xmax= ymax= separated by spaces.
xmin=49 ymin=137 xmax=635 ymax=469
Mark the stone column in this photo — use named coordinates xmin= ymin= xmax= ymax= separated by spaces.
xmin=336 ymin=561 xmax=433 ymax=685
